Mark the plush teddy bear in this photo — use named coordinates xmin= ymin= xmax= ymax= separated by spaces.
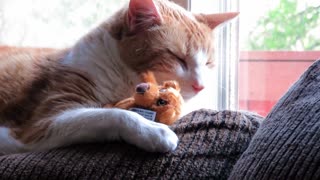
xmin=105 ymin=71 xmax=184 ymax=125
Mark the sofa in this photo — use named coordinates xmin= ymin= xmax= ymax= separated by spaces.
xmin=0 ymin=60 xmax=319 ymax=180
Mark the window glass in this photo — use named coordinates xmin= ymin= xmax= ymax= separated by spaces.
xmin=191 ymin=0 xmax=320 ymax=116
xmin=190 ymin=0 xmax=239 ymax=111
xmin=239 ymin=0 xmax=320 ymax=116
xmin=0 ymin=0 xmax=128 ymax=47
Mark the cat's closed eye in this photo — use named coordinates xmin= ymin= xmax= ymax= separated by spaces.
xmin=166 ymin=49 xmax=188 ymax=70
xmin=176 ymin=57 xmax=188 ymax=70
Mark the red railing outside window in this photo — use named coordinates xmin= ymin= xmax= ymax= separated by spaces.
xmin=239 ymin=51 xmax=320 ymax=116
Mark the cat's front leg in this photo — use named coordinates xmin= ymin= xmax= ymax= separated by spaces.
xmin=32 ymin=108 xmax=178 ymax=152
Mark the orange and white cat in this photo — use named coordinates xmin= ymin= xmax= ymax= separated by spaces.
xmin=0 ymin=0 xmax=237 ymax=155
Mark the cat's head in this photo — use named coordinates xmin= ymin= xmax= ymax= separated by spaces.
xmin=113 ymin=0 xmax=238 ymax=101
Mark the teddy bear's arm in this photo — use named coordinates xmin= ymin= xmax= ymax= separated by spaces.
xmin=156 ymin=108 xmax=179 ymax=125
xmin=107 ymin=97 xmax=136 ymax=110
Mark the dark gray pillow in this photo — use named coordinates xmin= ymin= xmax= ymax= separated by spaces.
xmin=0 ymin=109 xmax=262 ymax=180
xmin=229 ymin=60 xmax=320 ymax=180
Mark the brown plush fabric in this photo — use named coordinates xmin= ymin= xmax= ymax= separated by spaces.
xmin=0 ymin=109 xmax=262 ymax=180
xmin=229 ymin=60 xmax=320 ymax=180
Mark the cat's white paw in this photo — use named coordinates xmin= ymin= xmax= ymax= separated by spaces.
xmin=145 ymin=123 xmax=179 ymax=152
xmin=123 ymin=112 xmax=178 ymax=152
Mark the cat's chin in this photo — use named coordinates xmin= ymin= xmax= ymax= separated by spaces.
xmin=181 ymin=92 xmax=198 ymax=102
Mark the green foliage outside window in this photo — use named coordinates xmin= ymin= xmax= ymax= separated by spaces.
xmin=248 ymin=0 xmax=320 ymax=50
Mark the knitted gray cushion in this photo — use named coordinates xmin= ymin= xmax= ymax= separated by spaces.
xmin=229 ymin=60 xmax=320 ymax=180
xmin=0 ymin=109 xmax=262 ymax=180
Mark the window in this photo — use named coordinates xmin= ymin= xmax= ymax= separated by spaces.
xmin=0 ymin=0 xmax=128 ymax=47
xmin=239 ymin=0 xmax=320 ymax=116
xmin=179 ymin=0 xmax=320 ymax=116
xmin=1 ymin=0 xmax=319 ymax=116
xmin=189 ymin=0 xmax=240 ymax=111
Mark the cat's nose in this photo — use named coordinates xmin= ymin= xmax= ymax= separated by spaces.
xmin=192 ymin=84 xmax=204 ymax=93
xmin=136 ymin=83 xmax=150 ymax=94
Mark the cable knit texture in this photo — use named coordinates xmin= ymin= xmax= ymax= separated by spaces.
xmin=229 ymin=60 xmax=320 ymax=180
xmin=0 ymin=109 xmax=262 ymax=180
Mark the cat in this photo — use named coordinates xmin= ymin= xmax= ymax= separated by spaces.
xmin=0 ymin=0 xmax=238 ymax=155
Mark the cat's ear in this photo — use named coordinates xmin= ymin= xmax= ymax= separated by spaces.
xmin=195 ymin=12 xmax=239 ymax=30
xmin=127 ymin=0 xmax=162 ymax=33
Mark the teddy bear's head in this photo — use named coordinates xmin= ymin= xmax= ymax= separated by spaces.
xmin=133 ymin=72 xmax=184 ymax=125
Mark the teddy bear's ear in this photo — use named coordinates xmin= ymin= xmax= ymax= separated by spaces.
xmin=140 ymin=71 xmax=158 ymax=84
xmin=163 ymin=81 xmax=180 ymax=91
